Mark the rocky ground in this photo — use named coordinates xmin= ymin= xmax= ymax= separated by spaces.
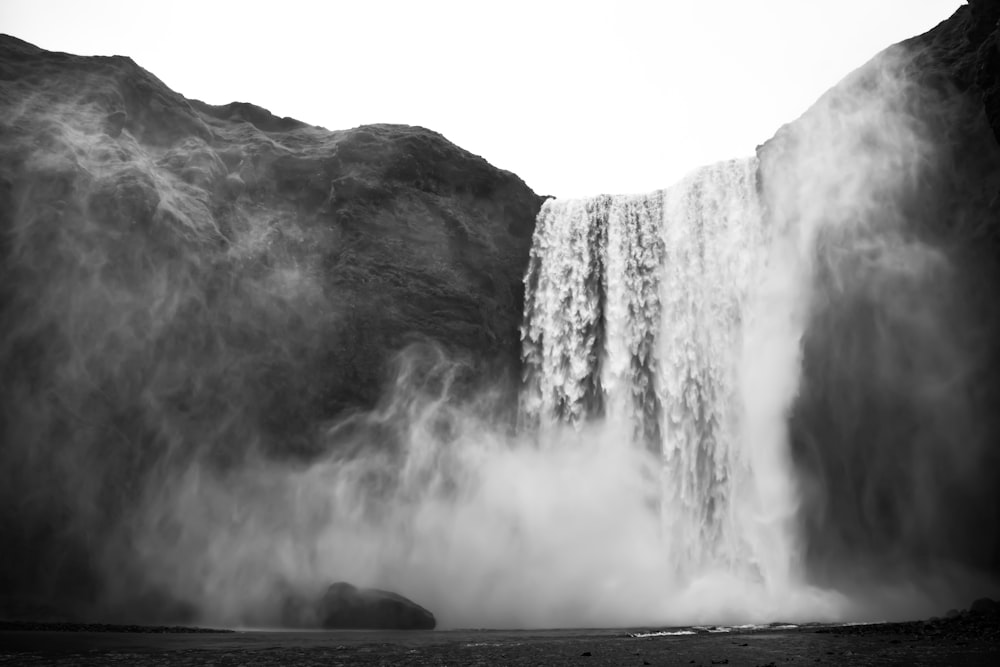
xmin=4 ymin=602 xmax=1000 ymax=666
xmin=1 ymin=616 xmax=999 ymax=666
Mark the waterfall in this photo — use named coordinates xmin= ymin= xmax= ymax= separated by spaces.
xmin=521 ymin=157 xmax=798 ymax=585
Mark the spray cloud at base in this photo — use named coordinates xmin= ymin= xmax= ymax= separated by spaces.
xmin=128 ymin=344 xmax=844 ymax=629
xmin=3 ymin=33 xmax=1000 ymax=629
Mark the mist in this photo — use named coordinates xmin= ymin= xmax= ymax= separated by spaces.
xmin=2 ymin=34 xmax=1000 ymax=631
xmin=122 ymin=343 xmax=850 ymax=629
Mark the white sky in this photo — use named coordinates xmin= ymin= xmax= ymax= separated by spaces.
xmin=3 ymin=0 xmax=963 ymax=198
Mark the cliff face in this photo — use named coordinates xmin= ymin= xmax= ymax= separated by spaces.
xmin=758 ymin=0 xmax=1000 ymax=589
xmin=906 ymin=0 xmax=1000 ymax=143
xmin=0 ymin=34 xmax=541 ymax=617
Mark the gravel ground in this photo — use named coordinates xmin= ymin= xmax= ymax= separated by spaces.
xmin=1 ymin=615 xmax=999 ymax=666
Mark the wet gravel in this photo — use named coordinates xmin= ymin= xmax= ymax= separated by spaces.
xmin=1 ymin=615 xmax=998 ymax=666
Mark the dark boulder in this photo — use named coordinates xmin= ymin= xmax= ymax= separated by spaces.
xmin=970 ymin=598 xmax=1000 ymax=615
xmin=317 ymin=582 xmax=436 ymax=630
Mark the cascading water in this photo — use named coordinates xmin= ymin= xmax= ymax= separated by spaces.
xmin=521 ymin=158 xmax=801 ymax=589
xmin=516 ymin=43 xmax=1000 ymax=622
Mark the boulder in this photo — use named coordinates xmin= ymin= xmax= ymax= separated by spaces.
xmin=970 ymin=597 xmax=1000 ymax=615
xmin=316 ymin=582 xmax=436 ymax=630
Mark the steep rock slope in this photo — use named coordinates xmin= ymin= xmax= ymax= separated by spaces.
xmin=758 ymin=0 xmax=1000 ymax=591
xmin=0 ymin=34 xmax=541 ymax=618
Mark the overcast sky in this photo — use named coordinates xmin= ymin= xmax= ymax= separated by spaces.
xmin=3 ymin=0 xmax=963 ymax=198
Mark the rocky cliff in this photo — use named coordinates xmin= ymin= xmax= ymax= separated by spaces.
xmin=0 ymin=34 xmax=542 ymax=619
xmin=758 ymin=0 xmax=1000 ymax=591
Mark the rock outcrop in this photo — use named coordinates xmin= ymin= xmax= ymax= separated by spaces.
xmin=280 ymin=581 xmax=436 ymax=630
xmin=0 ymin=34 xmax=542 ymax=618
xmin=970 ymin=597 xmax=1000 ymax=615
xmin=316 ymin=582 xmax=436 ymax=630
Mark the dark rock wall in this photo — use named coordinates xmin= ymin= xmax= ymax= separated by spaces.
xmin=907 ymin=0 xmax=1000 ymax=145
xmin=0 ymin=34 xmax=541 ymax=617
xmin=758 ymin=0 xmax=1000 ymax=591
